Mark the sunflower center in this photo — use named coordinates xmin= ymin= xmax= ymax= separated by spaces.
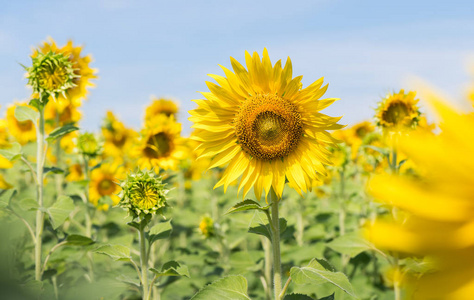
xmin=38 ymin=64 xmax=69 ymax=91
xmin=144 ymin=132 xmax=172 ymax=159
xmin=98 ymin=179 xmax=115 ymax=196
xmin=130 ymin=182 xmax=160 ymax=210
xmin=382 ymin=101 xmax=410 ymax=125
xmin=235 ymin=94 xmax=303 ymax=160
xmin=16 ymin=119 xmax=33 ymax=131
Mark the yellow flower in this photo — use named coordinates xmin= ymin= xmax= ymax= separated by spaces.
xmin=199 ymin=216 xmax=215 ymax=238
xmin=181 ymin=136 xmax=211 ymax=183
xmin=6 ymin=103 xmax=36 ymax=145
xmin=367 ymin=87 xmax=474 ymax=298
xmin=34 ymin=37 xmax=97 ymax=104
xmin=135 ymin=115 xmax=185 ymax=171
xmin=0 ymin=119 xmax=11 ymax=149
xmin=189 ymin=49 xmax=343 ymax=200
xmin=44 ymin=98 xmax=82 ymax=129
xmin=375 ymin=89 xmax=420 ymax=132
xmin=65 ymin=163 xmax=84 ymax=182
xmin=0 ymin=174 xmax=12 ymax=189
xmin=101 ymin=111 xmax=137 ymax=159
xmin=89 ymin=163 xmax=125 ymax=210
xmin=145 ymin=97 xmax=179 ymax=121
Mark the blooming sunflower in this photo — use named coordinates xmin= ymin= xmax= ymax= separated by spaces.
xmin=6 ymin=102 xmax=36 ymax=145
xmin=145 ymin=97 xmax=179 ymax=121
xmin=65 ymin=163 xmax=84 ymax=182
xmin=366 ymin=87 xmax=474 ymax=298
xmin=44 ymin=98 xmax=82 ymax=129
xmin=135 ymin=115 xmax=185 ymax=171
xmin=33 ymin=37 xmax=97 ymax=105
xmin=189 ymin=49 xmax=343 ymax=200
xmin=89 ymin=163 xmax=125 ymax=210
xmin=101 ymin=111 xmax=137 ymax=160
xmin=0 ymin=119 xmax=11 ymax=149
xmin=375 ymin=89 xmax=420 ymax=132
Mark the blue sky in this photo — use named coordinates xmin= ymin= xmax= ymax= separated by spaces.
xmin=1 ymin=0 xmax=473 ymax=135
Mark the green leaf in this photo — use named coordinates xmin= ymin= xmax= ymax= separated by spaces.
xmin=15 ymin=105 xmax=38 ymax=125
xmin=290 ymin=258 xmax=357 ymax=298
xmin=94 ymin=244 xmax=131 ymax=261
xmin=47 ymin=195 xmax=75 ymax=229
xmin=326 ymin=232 xmax=373 ymax=257
xmin=19 ymin=198 xmax=39 ymax=211
xmin=148 ymin=220 xmax=172 ymax=245
xmin=190 ymin=275 xmax=250 ymax=300
xmin=149 ymin=261 xmax=190 ymax=278
xmin=319 ymin=293 xmax=335 ymax=300
xmin=65 ymin=234 xmax=94 ymax=246
xmin=0 ymin=142 xmax=21 ymax=161
xmin=248 ymin=218 xmax=287 ymax=241
xmin=116 ymin=274 xmax=140 ymax=287
xmin=43 ymin=166 xmax=65 ymax=174
xmin=225 ymin=199 xmax=270 ymax=215
xmin=284 ymin=294 xmax=315 ymax=300
xmin=46 ymin=124 xmax=79 ymax=142
xmin=0 ymin=189 xmax=16 ymax=208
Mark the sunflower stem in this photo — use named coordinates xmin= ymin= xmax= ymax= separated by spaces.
xmin=54 ymin=112 xmax=64 ymax=196
xmin=270 ymin=188 xmax=282 ymax=300
xmin=262 ymin=237 xmax=272 ymax=300
xmin=34 ymin=102 xmax=46 ymax=281
xmin=139 ymin=223 xmax=149 ymax=300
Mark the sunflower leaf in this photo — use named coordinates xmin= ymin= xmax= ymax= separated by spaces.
xmin=190 ymin=275 xmax=250 ymax=300
xmin=0 ymin=143 xmax=22 ymax=161
xmin=47 ymin=195 xmax=75 ymax=229
xmin=65 ymin=234 xmax=95 ymax=246
xmin=94 ymin=244 xmax=131 ymax=261
xmin=46 ymin=124 xmax=79 ymax=142
xmin=225 ymin=199 xmax=270 ymax=215
xmin=148 ymin=220 xmax=172 ymax=245
xmin=290 ymin=258 xmax=357 ymax=298
xmin=326 ymin=232 xmax=373 ymax=257
xmin=14 ymin=105 xmax=38 ymax=126
xmin=248 ymin=217 xmax=287 ymax=241
xmin=283 ymin=294 xmax=315 ymax=300
xmin=149 ymin=260 xmax=189 ymax=278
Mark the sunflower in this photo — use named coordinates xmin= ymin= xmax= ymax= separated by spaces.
xmin=189 ymin=49 xmax=343 ymax=200
xmin=366 ymin=87 xmax=474 ymax=298
xmin=65 ymin=163 xmax=84 ymax=182
xmin=375 ymin=90 xmax=420 ymax=132
xmin=101 ymin=111 xmax=137 ymax=160
xmin=0 ymin=119 xmax=11 ymax=149
xmin=89 ymin=163 xmax=125 ymax=210
xmin=6 ymin=102 xmax=36 ymax=145
xmin=34 ymin=37 xmax=97 ymax=105
xmin=145 ymin=97 xmax=179 ymax=121
xmin=44 ymin=98 xmax=82 ymax=129
xmin=135 ymin=115 xmax=185 ymax=171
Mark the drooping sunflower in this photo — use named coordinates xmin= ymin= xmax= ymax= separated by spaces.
xmin=135 ymin=115 xmax=185 ymax=171
xmin=144 ymin=97 xmax=179 ymax=121
xmin=189 ymin=49 xmax=343 ymax=200
xmin=89 ymin=163 xmax=125 ymax=210
xmin=33 ymin=37 xmax=97 ymax=105
xmin=375 ymin=89 xmax=420 ymax=132
xmin=6 ymin=102 xmax=36 ymax=145
xmin=366 ymin=87 xmax=474 ymax=298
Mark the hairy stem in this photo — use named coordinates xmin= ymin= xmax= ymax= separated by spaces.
xmin=35 ymin=104 xmax=45 ymax=281
xmin=270 ymin=188 xmax=282 ymax=300
xmin=139 ymin=225 xmax=149 ymax=300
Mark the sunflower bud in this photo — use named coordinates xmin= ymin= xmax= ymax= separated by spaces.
xmin=199 ymin=216 xmax=215 ymax=238
xmin=77 ymin=132 xmax=101 ymax=157
xmin=118 ymin=169 xmax=168 ymax=218
xmin=375 ymin=90 xmax=421 ymax=133
xmin=25 ymin=51 xmax=77 ymax=101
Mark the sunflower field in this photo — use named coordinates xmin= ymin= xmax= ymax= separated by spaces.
xmin=0 ymin=37 xmax=473 ymax=300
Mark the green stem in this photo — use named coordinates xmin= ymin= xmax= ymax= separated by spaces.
xmin=82 ymin=155 xmax=94 ymax=281
xmin=54 ymin=112 xmax=63 ymax=196
xmin=270 ymin=188 xmax=282 ymax=300
xmin=262 ymin=237 xmax=272 ymax=300
xmin=339 ymin=170 xmax=349 ymax=272
xmin=35 ymin=103 xmax=46 ymax=281
xmin=139 ymin=225 xmax=149 ymax=300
